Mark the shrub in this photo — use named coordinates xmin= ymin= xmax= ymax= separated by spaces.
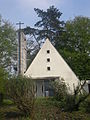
xmin=52 ymin=78 xmax=89 ymax=112
xmin=52 ymin=78 xmax=68 ymax=101
xmin=6 ymin=76 xmax=35 ymax=116
xmin=79 ymin=95 xmax=90 ymax=113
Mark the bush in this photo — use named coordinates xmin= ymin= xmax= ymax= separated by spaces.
xmin=79 ymin=95 xmax=90 ymax=113
xmin=52 ymin=78 xmax=68 ymax=101
xmin=6 ymin=76 xmax=36 ymax=116
xmin=52 ymin=79 xmax=89 ymax=112
xmin=34 ymin=98 xmax=88 ymax=120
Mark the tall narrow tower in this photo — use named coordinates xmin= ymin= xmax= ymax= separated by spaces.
xmin=17 ymin=32 xmax=27 ymax=75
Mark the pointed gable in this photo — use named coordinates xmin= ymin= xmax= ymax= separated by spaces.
xmin=25 ymin=38 xmax=79 ymax=91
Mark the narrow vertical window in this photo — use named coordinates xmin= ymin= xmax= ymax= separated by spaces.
xmin=47 ymin=67 xmax=50 ymax=71
xmin=47 ymin=58 xmax=50 ymax=62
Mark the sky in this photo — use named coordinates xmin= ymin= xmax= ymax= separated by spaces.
xmin=0 ymin=0 xmax=90 ymax=29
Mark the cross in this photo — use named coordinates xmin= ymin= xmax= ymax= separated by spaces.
xmin=16 ymin=21 xmax=24 ymax=30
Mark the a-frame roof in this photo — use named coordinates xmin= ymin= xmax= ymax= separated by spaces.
xmin=25 ymin=38 xmax=79 ymax=91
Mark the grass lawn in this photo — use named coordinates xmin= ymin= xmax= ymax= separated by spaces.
xmin=0 ymin=98 xmax=90 ymax=120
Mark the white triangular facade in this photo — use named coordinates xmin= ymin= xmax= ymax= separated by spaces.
xmin=25 ymin=38 xmax=79 ymax=92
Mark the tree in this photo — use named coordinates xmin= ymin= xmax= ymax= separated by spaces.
xmin=23 ymin=6 xmax=64 ymax=65
xmin=0 ymin=16 xmax=16 ymax=103
xmin=61 ymin=16 xmax=90 ymax=53
xmin=7 ymin=76 xmax=35 ymax=116
xmin=24 ymin=6 xmax=64 ymax=42
xmin=0 ymin=15 xmax=16 ymax=104
xmin=58 ymin=16 xmax=90 ymax=80
xmin=0 ymin=15 xmax=17 ymax=69
xmin=34 ymin=6 xmax=64 ymax=43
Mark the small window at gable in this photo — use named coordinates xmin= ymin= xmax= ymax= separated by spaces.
xmin=47 ymin=50 xmax=50 ymax=53
xmin=47 ymin=58 xmax=50 ymax=62
xmin=47 ymin=67 xmax=50 ymax=71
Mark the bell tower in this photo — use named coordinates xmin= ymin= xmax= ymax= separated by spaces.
xmin=17 ymin=32 xmax=27 ymax=75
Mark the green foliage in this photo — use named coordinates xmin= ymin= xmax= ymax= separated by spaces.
xmin=0 ymin=15 xmax=17 ymax=69
xmin=52 ymin=79 xmax=89 ymax=112
xmin=3 ymin=99 xmax=14 ymax=106
xmin=0 ymin=103 xmax=21 ymax=119
xmin=24 ymin=6 xmax=64 ymax=42
xmin=34 ymin=98 xmax=60 ymax=120
xmin=52 ymin=78 xmax=68 ymax=101
xmin=34 ymin=6 xmax=64 ymax=42
xmin=34 ymin=98 xmax=89 ymax=120
xmin=0 ymin=97 xmax=90 ymax=120
xmin=0 ymin=67 xmax=8 ymax=104
xmin=6 ymin=76 xmax=36 ymax=116
xmin=79 ymin=95 xmax=90 ymax=113
xmin=59 ymin=51 xmax=90 ymax=80
xmin=58 ymin=16 xmax=90 ymax=80
xmin=0 ymin=15 xmax=16 ymax=103
xmin=65 ymin=16 xmax=90 ymax=53
xmin=0 ymin=68 xmax=7 ymax=94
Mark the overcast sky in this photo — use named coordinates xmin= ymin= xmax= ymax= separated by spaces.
xmin=0 ymin=0 xmax=90 ymax=29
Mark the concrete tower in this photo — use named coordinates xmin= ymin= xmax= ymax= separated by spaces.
xmin=17 ymin=32 xmax=27 ymax=75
